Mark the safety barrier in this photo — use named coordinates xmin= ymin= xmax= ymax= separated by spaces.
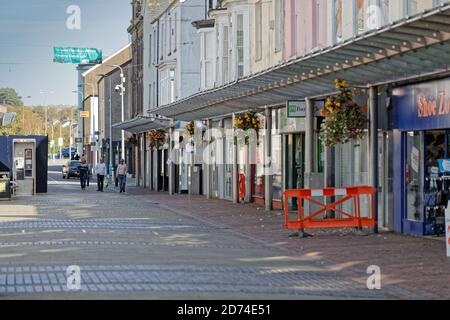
xmin=283 ymin=186 xmax=376 ymax=230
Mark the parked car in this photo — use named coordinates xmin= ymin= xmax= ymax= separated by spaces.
xmin=62 ymin=147 xmax=76 ymax=159
xmin=62 ymin=160 xmax=81 ymax=179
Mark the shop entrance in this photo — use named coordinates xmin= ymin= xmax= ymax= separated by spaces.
xmin=285 ymin=133 xmax=305 ymax=209
xmin=404 ymin=130 xmax=449 ymax=236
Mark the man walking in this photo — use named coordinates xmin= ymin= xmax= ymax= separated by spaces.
xmin=95 ymin=158 xmax=107 ymax=192
xmin=78 ymin=159 xmax=89 ymax=190
xmin=117 ymin=159 xmax=127 ymax=193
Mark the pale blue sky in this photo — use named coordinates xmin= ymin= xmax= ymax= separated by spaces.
xmin=0 ymin=0 xmax=130 ymax=106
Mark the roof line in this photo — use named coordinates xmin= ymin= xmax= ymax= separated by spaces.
xmin=82 ymin=43 xmax=132 ymax=77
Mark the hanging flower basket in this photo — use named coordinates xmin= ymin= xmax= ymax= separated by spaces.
xmin=319 ymin=79 xmax=367 ymax=147
xmin=148 ymin=129 xmax=166 ymax=149
xmin=185 ymin=121 xmax=195 ymax=136
xmin=233 ymin=111 xmax=262 ymax=145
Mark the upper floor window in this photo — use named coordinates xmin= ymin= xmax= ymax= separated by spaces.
xmin=354 ymin=0 xmax=366 ymax=35
xmin=406 ymin=0 xmax=418 ymax=16
xmin=333 ymin=0 xmax=343 ymax=44
xmin=274 ymin=0 xmax=283 ymax=52
xmin=159 ymin=68 xmax=176 ymax=105
xmin=148 ymin=34 xmax=152 ymax=67
xmin=222 ymin=25 xmax=229 ymax=84
xmin=255 ymin=1 xmax=262 ymax=61
xmin=236 ymin=14 xmax=245 ymax=78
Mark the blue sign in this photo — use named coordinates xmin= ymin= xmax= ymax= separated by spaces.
xmin=438 ymin=159 xmax=450 ymax=173
xmin=392 ymin=77 xmax=450 ymax=131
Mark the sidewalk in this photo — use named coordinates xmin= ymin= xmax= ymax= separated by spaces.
xmin=127 ymin=186 xmax=450 ymax=299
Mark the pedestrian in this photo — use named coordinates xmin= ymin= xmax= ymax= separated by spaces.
xmin=117 ymin=159 xmax=127 ymax=193
xmin=78 ymin=159 xmax=89 ymax=190
xmin=95 ymin=158 xmax=107 ymax=192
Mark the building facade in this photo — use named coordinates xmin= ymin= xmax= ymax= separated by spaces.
xmin=113 ymin=0 xmax=450 ymax=238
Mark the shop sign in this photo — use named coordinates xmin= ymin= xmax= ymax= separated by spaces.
xmin=80 ymin=111 xmax=90 ymax=118
xmin=438 ymin=159 xmax=450 ymax=173
xmin=393 ymin=77 xmax=450 ymax=131
xmin=286 ymin=100 xmax=306 ymax=118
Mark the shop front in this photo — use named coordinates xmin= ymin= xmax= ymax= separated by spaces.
xmin=393 ymin=77 xmax=450 ymax=236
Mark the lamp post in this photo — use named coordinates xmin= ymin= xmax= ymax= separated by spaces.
xmin=97 ymin=73 xmax=115 ymax=180
xmin=23 ymin=96 xmax=31 ymax=135
xmin=39 ymin=90 xmax=54 ymax=136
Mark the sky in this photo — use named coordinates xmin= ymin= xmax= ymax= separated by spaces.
xmin=0 ymin=0 xmax=131 ymax=106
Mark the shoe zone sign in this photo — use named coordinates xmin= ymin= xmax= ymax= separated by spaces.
xmin=392 ymin=77 xmax=450 ymax=131
xmin=53 ymin=47 xmax=102 ymax=64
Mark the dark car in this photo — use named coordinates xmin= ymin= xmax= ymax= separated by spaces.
xmin=62 ymin=147 xmax=76 ymax=159
xmin=62 ymin=160 xmax=81 ymax=179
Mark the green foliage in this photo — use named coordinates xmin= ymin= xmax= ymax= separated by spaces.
xmin=0 ymin=88 xmax=23 ymax=106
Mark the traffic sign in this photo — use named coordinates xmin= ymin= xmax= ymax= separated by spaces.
xmin=58 ymin=137 xmax=64 ymax=147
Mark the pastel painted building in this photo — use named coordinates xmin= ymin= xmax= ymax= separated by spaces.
xmin=249 ymin=0 xmax=284 ymax=73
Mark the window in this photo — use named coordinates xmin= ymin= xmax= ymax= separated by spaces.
xmin=366 ymin=0 xmax=390 ymax=29
xmin=312 ymin=0 xmax=320 ymax=48
xmin=236 ymin=14 xmax=244 ymax=78
xmin=354 ymin=0 xmax=366 ymax=35
xmin=159 ymin=68 xmax=175 ymax=105
xmin=290 ymin=0 xmax=297 ymax=53
xmin=169 ymin=69 xmax=175 ymax=103
xmin=148 ymin=34 xmax=152 ymax=66
xmin=406 ymin=0 xmax=418 ymax=16
xmin=161 ymin=22 xmax=165 ymax=59
xmin=173 ymin=12 xmax=177 ymax=52
xmin=274 ymin=0 xmax=283 ymax=52
xmin=222 ymin=25 xmax=229 ymax=84
xmin=148 ymin=84 xmax=152 ymax=108
xmin=168 ymin=16 xmax=172 ymax=54
xmin=255 ymin=1 xmax=262 ymax=61
xmin=333 ymin=0 xmax=343 ymax=43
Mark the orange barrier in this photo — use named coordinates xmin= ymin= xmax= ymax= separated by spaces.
xmin=283 ymin=186 xmax=376 ymax=230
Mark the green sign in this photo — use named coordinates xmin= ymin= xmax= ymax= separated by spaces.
xmin=53 ymin=47 xmax=102 ymax=64
xmin=286 ymin=100 xmax=306 ymax=118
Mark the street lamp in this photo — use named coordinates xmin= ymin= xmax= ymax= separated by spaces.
xmin=39 ymin=90 xmax=54 ymax=136
xmin=105 ymin=64 xmax=126 ymax=162
xmin=97 ymin=73 xmax=115 ymax=180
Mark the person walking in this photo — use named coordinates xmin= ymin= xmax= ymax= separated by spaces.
xmin=117 ymin=159 xmax=127 ymax=193
xmin=95 ymin=158 xmax=107 ymax=192
xmin=78 ymin=159 xmax=89 ymax=190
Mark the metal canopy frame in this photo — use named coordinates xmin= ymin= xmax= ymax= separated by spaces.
xmin=153 ymin=4 xmax=450 ymax=121
xmin=112 ymin=116 xmax=171 ymax=133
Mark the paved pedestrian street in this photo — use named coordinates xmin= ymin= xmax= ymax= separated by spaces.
xmin=0 ymin=165 xmax=399 ymax=300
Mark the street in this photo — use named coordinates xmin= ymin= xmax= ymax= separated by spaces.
xmin=0 ymin=164 xmax=392 ymax=300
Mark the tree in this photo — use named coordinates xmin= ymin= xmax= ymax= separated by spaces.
xmin=0 ymin=88 xmax=23 ymax=106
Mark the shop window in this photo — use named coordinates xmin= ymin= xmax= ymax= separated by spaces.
xmin=254 ymin=115 xmax=265 ymax=198
xmin=405 ymin=131 xmax=423 ymax=221
xmin=272 ymin=109 xmax=282 ymax=200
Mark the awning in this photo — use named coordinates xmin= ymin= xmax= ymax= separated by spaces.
xmin=154 ymin=4 xmax=450 ymax=121
xmin=112 ymin=116 xmax=171 ymax=133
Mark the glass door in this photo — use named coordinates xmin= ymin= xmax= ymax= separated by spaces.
xmin=285 ymin=133 xmax=305 ymax=209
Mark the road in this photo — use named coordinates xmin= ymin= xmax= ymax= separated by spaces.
xmin=0 ymin=164 xmax=392 ymax=299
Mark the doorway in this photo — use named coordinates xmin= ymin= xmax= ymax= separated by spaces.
xmin=285 ymin=133 xmax=305 ymax=209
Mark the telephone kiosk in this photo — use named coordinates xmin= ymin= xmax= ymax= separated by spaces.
xmin=12 ymin=139 xmax=36 ymax=196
